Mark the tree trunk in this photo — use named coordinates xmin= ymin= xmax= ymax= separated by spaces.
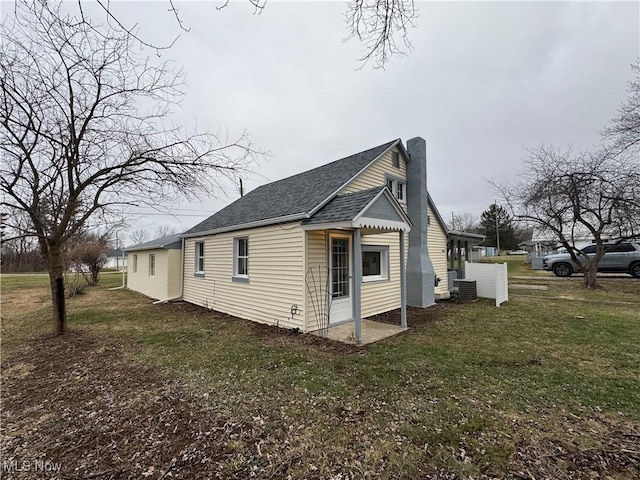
xmin=583 ymin=264 xmax=599 ymax=289
xmin=91 ymin=267 xmax=99 ymax=285
xmin=46 ymin=242 xmax=67 ymax=335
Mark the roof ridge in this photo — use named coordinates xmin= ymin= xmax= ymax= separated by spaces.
xmin=249 ymin=139 xmax=399 ymax=195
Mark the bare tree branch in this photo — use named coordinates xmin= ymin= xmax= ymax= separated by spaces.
xmin=602 ymin=60 xmax=640 ymax=155
xmin=128 ymin=228 xmax=150 ymax=246
xmin=0 ymin=1 xmax=263 ymax=334
xmin=345 ymin=0 xmax=417 ymax=69
xmin=79 ymin=0 xmax=413 ymax=69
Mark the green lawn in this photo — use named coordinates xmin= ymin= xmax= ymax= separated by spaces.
xmin=2 ymin=269 xmax=639 ymax=478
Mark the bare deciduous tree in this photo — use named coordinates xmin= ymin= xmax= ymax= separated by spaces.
xmin=154 ymin=224 xmax=179 ymax=238
xmin=66 ymin=231 xmax=111 ymax=286
xmin=603 ymin=60 xmax=640 ymax=155
xmin=447 ymin=212 xmax=478 ymax=233
xmin=495 ymin=146 xmax=640 ymax=288
xmin=1 ymin=1 xmax=261 ymax=335
xmin=129 ymin=229 xmax=151 ymax=247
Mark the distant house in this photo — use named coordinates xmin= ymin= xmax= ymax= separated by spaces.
xmin=126 ymin=234 xmax=182 ymax=301
xmin=127 ymin=138 xmax=455 ymax=344
xmin=105 ymin=249 xmax=128 ymax=270
xmin=527 ymin=228 xmax=597 ymax=269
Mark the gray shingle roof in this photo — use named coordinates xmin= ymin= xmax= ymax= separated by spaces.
xmin=303 ymin=186 xmax=385 ymax=225
xmin=126 ymin=233 xmax=183 ymax=251
xmin=184 ymin=139 xmax=399 ymax=236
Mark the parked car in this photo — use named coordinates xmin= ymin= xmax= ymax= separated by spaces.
xmin=542 ymin=242 xmax=640 ymax=278
xmin=508 ymin=250 xmax=528 ymax=255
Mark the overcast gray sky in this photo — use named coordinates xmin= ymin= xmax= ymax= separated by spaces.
xmin=57 ymin=1 xmax=640 ymax=240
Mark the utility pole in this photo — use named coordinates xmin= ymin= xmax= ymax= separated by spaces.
xmin=239 ymin=178 xmax=244 ymax=197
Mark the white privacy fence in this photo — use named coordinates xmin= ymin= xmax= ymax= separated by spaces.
xmin=464 ymin=261 xmax=509 ymax=306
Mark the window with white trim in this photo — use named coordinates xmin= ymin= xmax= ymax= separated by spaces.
xmin=234 ymin=237 xmax=249 ymax=279
xmin=149 ymin=254 xmax=155 ymax=276
xmin=362 ymin=246 xmax=389 ymax=282
xmin=132 ymin=254 xmax=138 ymax=273
xmin=386 ymin=178 xmax=407 ymax=203
xmin=195 ymin=241 xmax=205 ymax=275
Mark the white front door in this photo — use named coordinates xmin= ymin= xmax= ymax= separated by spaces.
xmin=329 ymin=234 xmax=353 ymax=323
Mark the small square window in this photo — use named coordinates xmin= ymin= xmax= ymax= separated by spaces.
xmin=362 ymin=246 xmax=389 ymax=282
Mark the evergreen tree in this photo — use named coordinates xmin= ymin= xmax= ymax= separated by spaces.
xmin=479 ymin=204 xmax=518 ymax=251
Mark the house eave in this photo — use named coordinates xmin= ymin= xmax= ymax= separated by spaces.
xmin=182 ymin=214 xmax=307 ymax=239
xmin=302 ymin=222 xmax=353 ymax=231
xmin=126 ymin=244 xmax=181 ymax=252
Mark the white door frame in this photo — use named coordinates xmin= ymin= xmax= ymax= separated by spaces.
xmin=329 ymin=232 xmax=353 ymax=324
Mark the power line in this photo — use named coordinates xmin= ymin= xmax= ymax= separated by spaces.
xmin=125 ymin=211 xmax=212 ymax=217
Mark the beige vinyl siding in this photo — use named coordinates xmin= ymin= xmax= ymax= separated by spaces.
xmin=361 ymin=232 xmax=401 ymax=318
xmin=304 ymin=230 xmax=329 ymax=332
xmin=339 ymin=148 xmax=407 ymax=195
xmin=165 ymin=250 xmax=182 ymax=299
xmin=428 ymin=204 xmax=449 ymax=299
xmin=304 ymin=230 xmax=402 ymax=327
xmin=127 ymin=249 xmax=181 ymax=300
xmin=182 ymin=222 xmax=306 ymax=330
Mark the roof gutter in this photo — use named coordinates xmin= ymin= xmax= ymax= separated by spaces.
xmin=181 ymin=213 xmax=308 ymax=239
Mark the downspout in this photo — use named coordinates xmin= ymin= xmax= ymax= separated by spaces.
xmin=153 ymin=296 xmax=181 ymax=305
xmin=179 ymin=237 xmax=184 ymax=299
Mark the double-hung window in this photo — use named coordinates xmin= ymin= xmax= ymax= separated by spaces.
xmin=362 ymin=246 xmax=389 ymax=282
xmin=386 ymin=177 xmax=407 ymax=203
xmin=149 ymin=254 xmax=155 ymax=276
xmin=195 ymin=241 xmax=205 ymax=276
xmin=233 ymin=237 xmax=249 ymax=281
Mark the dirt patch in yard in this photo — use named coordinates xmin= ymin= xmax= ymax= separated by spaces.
xmin=248 ymin=321 xmax=363 ymax=354
xmin=368 ymin=301 xmax=458 ymax=328
xmin=1 ymin=331 xmax=268 ymax=479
